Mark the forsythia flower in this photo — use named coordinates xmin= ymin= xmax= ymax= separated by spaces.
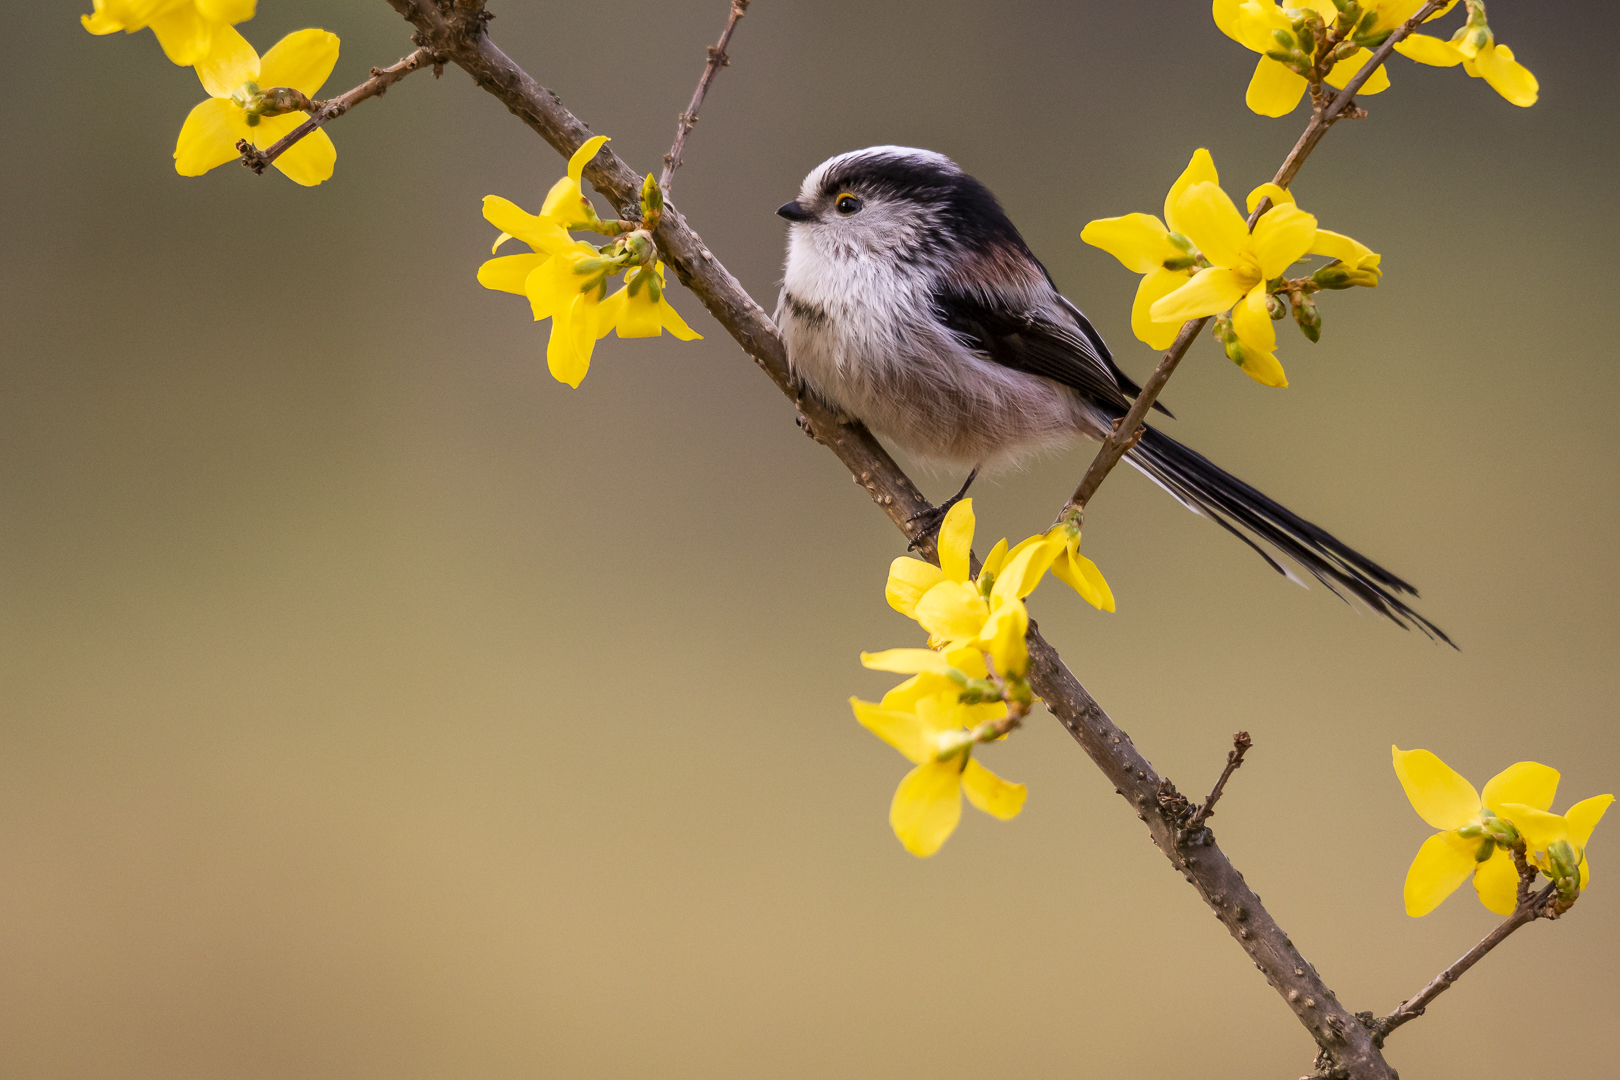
xmin=1080 ymin=149 xmax=1218 ymax=351
xmin=82 ymin=0 xmax=254 ymax=67
xmin=884 ymin=500 xmax=1064 ymax=679
xmin=1047 ymin=523 xmax=1115 ymax=611
xmin=851 ymin=683 xmax=1026 ymax=857
xmin=1395 ymin=16 xmax=1538 ymax=107
xmin=1212 ymin=0 xmax=1392 ymax=117
xmin=173 ymin=26 xmax=338 ymax=187
xmin=598 ymin=263 xmax=703 ymax=342
xmin=478 ymin=137 xmax=702 ymax=387
xmin=1149 ymin=174 xmax=1377 ymax=387
xmin=1499 ymin=796 xmax=1613 ymax=901
xmin=1393 ymin=747 xmax=1560 ymax=916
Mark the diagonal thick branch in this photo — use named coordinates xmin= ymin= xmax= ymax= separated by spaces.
xmin=385 ymin=2 xmax=1448 ymax=1075
xmin=661 ymin=0 xmax=751 ymax=193
xmin=238 ymin=46 xmax=440 ymax=174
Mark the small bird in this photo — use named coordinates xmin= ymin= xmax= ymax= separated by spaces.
xmin=774 ymin=145 xmax=1447 ymax=640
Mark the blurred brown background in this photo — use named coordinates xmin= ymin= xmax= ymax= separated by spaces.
xmin=2 ymin=1 xmax=1616 ymax=1077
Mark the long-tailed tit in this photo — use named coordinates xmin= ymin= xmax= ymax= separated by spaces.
xmin=774 ymin=146 xmax=1445 ymax=639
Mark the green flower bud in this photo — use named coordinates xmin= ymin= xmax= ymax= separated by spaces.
xmin=1266 ymin=293 xmax=1287 ymax=320
xmin=1292 ymin=293 xmax=1321 ymax=343
xmin=1272 ymin=28 xmax=1297 ymax=51
xmin=1475 ymin=838 xmax=1496 ymax=862
xmin=1312 ymin=260 xmax=1380 ymax=290
xmin=1457 ymin=822 xmax=1485 ymax=839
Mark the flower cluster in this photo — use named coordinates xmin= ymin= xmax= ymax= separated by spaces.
xmin=1083 ymin=150 xmax=1379 ymax=387
xmin=477 ymin=137 xmax=702 ymax=388
xmin=1214 ymin=1 xmax=1536 ymax=116
xmin=1394 ymin=747 xmax=1611 ymax=916
xmin=851 ymin=501 xmax=1111 ymax=856
xmin=82 ymin=2 xmax=342 ymax=186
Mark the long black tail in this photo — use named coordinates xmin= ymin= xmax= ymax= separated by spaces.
xmin=1125 ymin=424 xmax=1453 ymax=645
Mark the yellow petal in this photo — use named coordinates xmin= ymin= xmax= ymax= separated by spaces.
xmin=195 ymin=22 xmax=259 ymax=97
xmin=890 ymin=759 xmax=965 ymax=857
xmin=979 ymin=597 xmax=1029 ymax=678
xmin=540 ymin=176 xmax=583 ymax=223
xmin=962 ymin=758 xmax=1026 ymax=820
xmin=1565 ymin=795 xmax=1613 ymax=849
xmin=885 ymin=557 xmax=946 ymax=618
xmin=1235 ymin=345 xmax=1288 ymax=388
xmin=173 ymin=96 xmax=251 ymax=176
xmin=1472 ymin=846 xmax=1520 ymax=916
xmin=1473 ymin=43 xmax=1538 ymax=107
xmin=568 ymin=134 xmax=610 ymax=183
xmin=978 ymin=537 xmax=1009 ymax=582
xmin=914 ymin=580 xmax=988 ymax=642
xmin=1309 ymin=228 xmax=1378 ymax=272
xmin=1394 ymin=34 xmax=1465 ymax=68
xmin=1251 ymin=203 xmax=1317 ymax=279
xmin=859 ymin=649 xmax=953 ymax=676
xmin=1211 ymin=0 xmax=1244 ymax=42
xmin=478 ymin=253 xmax=551 ymax=295
xmin=1496 ymin=803 xmax=1568 ymax=856
xmin=879 ymin=673 xmax=954 ymax=713
xmin=1132 ymin=268 xmax=1193 ymax=350
xmin=1151 ymin=266 xmax=1251 ymax=323
xmin=1404 ymin=831 xmax=1478 ymax=917
xmin=1163 ymin=148 xmax=1218 ymax=235
xmin=613 ymin=283 xmax=665 ymax=339
xmin=989 ymin=534 xmax=1061 ymax=606
xmin=482 ymin=195 xmax=571 ymax=254
xmin=1080 ymin=214 xmax=1176 ymax=274
xmin=937 ymin=498 xmax=975 ymax=583
xmin=1481 ymin=761 xmax=1560 ymax=816
xmin=82 ymin=5 xmax=126 ymax=35
xmin=851 ymin=698 xmax=936 ymax=766
xmin=1392 ymin=746 xmax=1481 ymax=831
xmin=258 ymin=28 xmax=340 ymax=98
xmin=1050 ymin=544 xmax=1115 ymax=612
xmin=1245 ymin=182 xmax=1294 ymax=215
xmin=1246 ymin=57 xmax=1307 ymax=118
xmin=1231 ymin=282 xmax=1276 ymax=357
xmin=196 ymin=0 xmax=255 ymax=22
xmin=1173 ymin=182 xmax=1250 ymax=270
xmin=1324 ymin=49 xmax=1391 ymax=95
xmin=656 ymin=295 xmax=703 ymax=341
xmin=546 ymin=297 xmax=589 ymax=388
xmin=148 ymin=6 xmax=210 ymax=66
xmin=257 ymin=115 xmax=334 ymax=187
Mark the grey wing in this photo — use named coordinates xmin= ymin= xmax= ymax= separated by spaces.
xmin=929 ymin=285 xmax=1132 ymax=411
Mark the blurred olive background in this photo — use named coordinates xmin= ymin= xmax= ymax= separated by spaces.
xmin=2 ymin=2 xmax=1616 ymax=1077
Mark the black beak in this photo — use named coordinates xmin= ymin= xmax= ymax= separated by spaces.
xmin=776 ymin=200 xmax=815 ymax=223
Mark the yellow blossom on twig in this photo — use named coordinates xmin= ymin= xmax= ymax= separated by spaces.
xmin=1499 ymin=797 xmax=1613 ymax=904
xmin=850 ymin=687 xmax=1026 ymax=857
xmin=1211 ymin=0 xmax=1394 ymax=117
xmin=1393 ymin=747 xmax=1560 ymax=916
xmin=1395 ymin=2 xmax=1538 ymax=107
xmin=173 ymin=26 xmax=338 ymax=186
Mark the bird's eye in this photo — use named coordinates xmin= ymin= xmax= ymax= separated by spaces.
xmin=835 ymin=193 xmax=864 ymax=216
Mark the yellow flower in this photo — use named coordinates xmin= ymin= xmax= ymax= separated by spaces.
xmin=1149 ymin=174 xmax=1377 ymax=387
xmin=540 ymin=136 xmax=611 ymax=229
xmin=884 ymin=500 xmax=1063 ymax=678
xmin=1080 ymin=149 xmax=1217 ymax=351
xmin=173 ymin=26 xmax=338 ymax=187
xmin=1395 ymin=21 xmax=1538 ymax=107
xmin=597 ymin=263 xmax=703 ymax=342
xmin=1211 ymin=0 xmax=1392 ymax=117
xmin=82 ymin=0 xmax=254 ymax=67
xmin=850 ymin=686 xmax=1026 ymax=857
xmin=1393 ymin=747 xmax=1560 ymax=916
xmin=1046 ymin=524 xmax=1115 ymax=612
xmin=1498 ymin=796 xmax=1613 ymax=900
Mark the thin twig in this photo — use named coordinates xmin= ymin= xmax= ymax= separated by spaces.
xmin=1377 ymin=882 xmax=1557 ymax=1040
xmin=237 ymin=47 xmax=439 ymax=174
xmin=1190 ymin=731 xmax=1252 ymax=828
xmin=660 ymin=0 xmax=750 ymax=193
xmin=1053 ymin=0 xmax=1447 ymax=524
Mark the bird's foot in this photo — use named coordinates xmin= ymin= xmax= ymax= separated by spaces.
xmin=906 ymin=468 xmax=980 ymax=552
